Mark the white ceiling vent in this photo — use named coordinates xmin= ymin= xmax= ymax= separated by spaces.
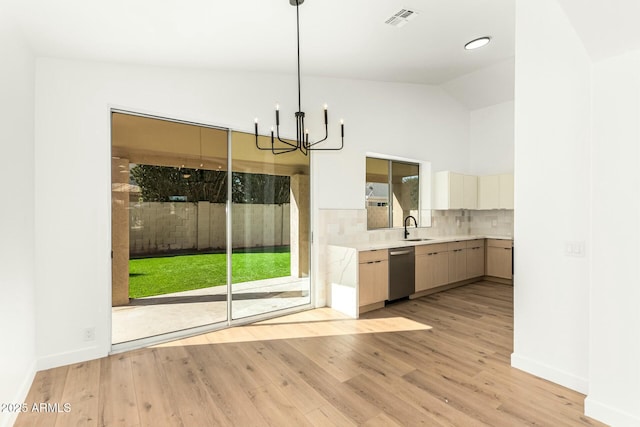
xmin=384 ymin=9 xmax=418 ymax=27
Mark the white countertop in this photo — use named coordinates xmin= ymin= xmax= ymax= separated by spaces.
xmin=332 ymin=235 xmax=513 ymax=252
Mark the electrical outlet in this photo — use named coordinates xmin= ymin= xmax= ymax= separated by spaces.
xmin=83 ymin=327 xmax=95 ymax=342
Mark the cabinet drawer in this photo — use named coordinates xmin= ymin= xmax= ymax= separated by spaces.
xmin=447 ymin=241 xmax=466 ymax=251
xmin=486 ymin=239 xmax=512 ymax=249
xmin=415 ymin=243 xmax=448 ymax=256
xmin=466 ymin=239 xmax=484 ymax=249
xmin=359 ymin=249 xmax=388 ymax=263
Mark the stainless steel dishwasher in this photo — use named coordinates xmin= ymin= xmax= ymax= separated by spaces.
xmin=388 ymin=246 xmax=415 ymax=301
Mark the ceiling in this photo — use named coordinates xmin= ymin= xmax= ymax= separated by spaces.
xmin=557 ymin=0 xmax=640 ymax=61
xmin=5 ymin=0 xmax=515 ymax=86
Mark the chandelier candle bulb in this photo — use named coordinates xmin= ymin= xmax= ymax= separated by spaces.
xmin=324 ymin=104 xmax=328 ymax=124
xmin=341 ymin=120 xmax=344 ymax=137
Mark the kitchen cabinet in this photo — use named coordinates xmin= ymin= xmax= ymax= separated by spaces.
xmin=358 ymin=249 xmax=389 ymax=306
xmin=499 ymin=174 xmax=514 ymax=209
xmin=434 ymin=172 xmax=477 ymax=210
xmin=447 ymin=241 xmax=467 ymax=283
xmin=463 ymin=175 xmax=478 ymax=209
xmin=478 ymin=173 xmax=514 ymax=209
xmin=466 ymin=239 xmax=485 ymax=279
xmin=415 ymin=243 xmax=449 ymax=292
xmin=486 ymin=239 xmax=513 ymax=279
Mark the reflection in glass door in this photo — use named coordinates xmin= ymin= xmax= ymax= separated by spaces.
xmin=230 ymin=131 xmax=311 ymax=320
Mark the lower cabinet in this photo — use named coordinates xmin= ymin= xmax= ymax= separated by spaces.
xmin=358 ymin=238 xmax=514 ymax=305
xmin=486 ymin=239 xmax=513 ymax=279
xmin=447 ymin=241 xmax=467 ymax=283
xmin=358 ymin=249 xmax=389 ymax=306
xmin=415 ymin=243 xmax=449 ymax=292
xmin=466 ymin=239 xmax=485 ymax=279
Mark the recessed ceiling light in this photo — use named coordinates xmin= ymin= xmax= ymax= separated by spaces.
xmin=464 ymin=36 xmax=491 ymax=50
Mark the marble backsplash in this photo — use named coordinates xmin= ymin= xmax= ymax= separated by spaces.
xmin=317 ymin=208 xmax=514 ymax=247
xmin=468 ymin=209 xmax=514 ymax=237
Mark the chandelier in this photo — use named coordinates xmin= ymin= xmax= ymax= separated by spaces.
xmin=254 ymin=0 xmax=344 ymax=156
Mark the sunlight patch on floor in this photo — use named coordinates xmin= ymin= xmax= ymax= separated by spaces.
xmin=154 ymin=308 xmax=431 ymax=347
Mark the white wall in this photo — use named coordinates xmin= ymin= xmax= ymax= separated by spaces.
xmin=469 ymin=100 xmax=514 ymax=175
xmin=441 ymin=58 xmax=515 ymax=111
xmin=586 ymin=50 xmax=640 ymax=426
xmin=512 ymin=0 xmax=591 ymax=393
xmin=0 ymin=25 xmax=37 ymax=427
xmin=33 ymin=58 xmax=469 ymax=368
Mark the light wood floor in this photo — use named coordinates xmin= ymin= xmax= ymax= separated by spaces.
xmin=16 ymin=281 xmax=606 ymax=426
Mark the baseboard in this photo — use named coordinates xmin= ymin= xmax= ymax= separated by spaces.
xmin=511 ymin=352 xmax=589 ymax=394
xmin=482 ymin=276 xmax=513 ymax=285
xmin=410 ymin=278 xmax=481 ymax=299
xmin=358 ymin=301 xmax=384 ymax=315
xmin=37 ymin=345 xmax=106 ymax=371
xmin=585 ymin=395 xmax=640 ymax=426
xmin=0 ymin=359 xmax=37 ymax=427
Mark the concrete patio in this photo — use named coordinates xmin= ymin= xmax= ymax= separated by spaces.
xmin=112 ymin=276 xmax=310 ymax=344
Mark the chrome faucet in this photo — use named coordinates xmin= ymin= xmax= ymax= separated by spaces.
xmin=404 ymin=215 xmax=418 ymax=239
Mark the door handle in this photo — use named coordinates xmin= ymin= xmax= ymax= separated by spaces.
xmin=390 ymin=250 xmax=412 ymax=256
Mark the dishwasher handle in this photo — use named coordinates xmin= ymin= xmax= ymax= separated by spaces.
xmin=389 ymin=250 xmax=412 ymax=256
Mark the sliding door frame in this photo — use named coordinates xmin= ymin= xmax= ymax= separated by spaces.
xmin=110 ymin=109 xmax=313 ymax=354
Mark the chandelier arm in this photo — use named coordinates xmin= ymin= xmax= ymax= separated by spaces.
xmin=275 ymin=137 xmax=297 ymax=148
xmin=272 ymin=144 xmax=298 ymax=155
xmin=255 ymin=129 xmax=296 ymax=152
xmin=305 ymin=139 xmax=344 ymax=151
xmin=305 ymin=123 xmax=329 ymax=148
xmin=274 ymin=123 xmax=297 ymax=148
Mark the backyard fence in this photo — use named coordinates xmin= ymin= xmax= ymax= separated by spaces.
xmin=130 ymin=202 xmax=290 ymax=255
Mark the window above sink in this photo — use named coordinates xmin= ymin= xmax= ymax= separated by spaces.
xmin=365 ymin=153 xmax=432 ymax=230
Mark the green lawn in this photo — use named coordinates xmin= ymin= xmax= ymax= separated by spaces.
xmin=129 ymin=247 xmax=290 ymax=298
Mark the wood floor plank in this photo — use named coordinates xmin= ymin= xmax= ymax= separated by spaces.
xmin=53 ymin=359 xmax=101 ymax=427
xmin=15 ymin=365 xmax=69 ymax=427
xmin=98 ymin=354 xmax=140 ymax=427
xmin=236 ymin=340 xmax=333 ymax=415
xmin=345 ymin=373 xmax=452 ymax=426
xmin=360 ymin=411 xmax=405 ymax=427
xmin=130 ymin=349 xmax=184 ymax=427
xmin=264 ymin=339 xmax=383 ymax=425
xmin=248 ymin=383 xmax=313 ymax=427
xmin=304 ymin=404 xmax=358 ymax=427
xmin=15 ymin=281 xmax=606 ymax=427
xmin=185 ymin=343 xmax=270 ymax=427
xmin=161 ymin=356 xmax=233 ymax=426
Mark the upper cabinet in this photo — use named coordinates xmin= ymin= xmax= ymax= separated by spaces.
xmin=434 ymin=172 xmax=477 ymax=210
xmin=478 ymin=173 xmax=514 ymax=209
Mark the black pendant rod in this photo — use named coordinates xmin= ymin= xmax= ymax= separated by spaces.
xmin=296 ymin=1 xmax=302 ymax=114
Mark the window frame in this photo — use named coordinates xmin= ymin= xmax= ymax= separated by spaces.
xmin=365 ymin=153 xmax=431 ymax=230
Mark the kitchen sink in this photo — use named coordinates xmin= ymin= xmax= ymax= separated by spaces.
xmin=404 ymin=238 xmax=433 ymax=242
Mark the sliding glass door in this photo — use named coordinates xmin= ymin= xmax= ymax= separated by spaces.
xmin=229 ymin=131 xmax=311 ymax=320
xmin=111 ymin=114 xmax=311 ymax=346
